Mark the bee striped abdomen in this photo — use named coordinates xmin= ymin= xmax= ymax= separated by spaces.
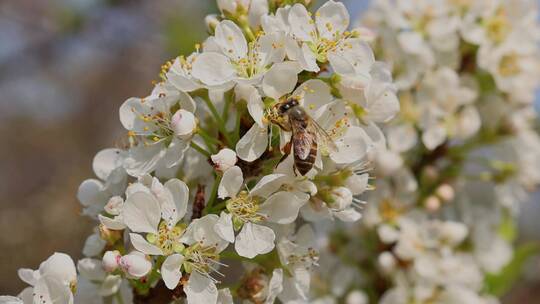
xmin=294 ymin=136 xmax=317 ymax=175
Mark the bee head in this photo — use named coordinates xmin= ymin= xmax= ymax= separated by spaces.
xmin=278 ymin=97 xmax=300 ymax=114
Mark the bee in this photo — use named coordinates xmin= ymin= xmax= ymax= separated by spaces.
xmin=270 ymin=96 xmax=337 ymax=176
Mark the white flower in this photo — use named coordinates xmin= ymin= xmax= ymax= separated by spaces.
xmin=214 ymin=166 xmax=310 ymax=258
xmin=17 ymin=253 xmax=77 ymax=304
xmin=119 ymin=83 xmax=196 ymax=177
xmin=122 ymin=177 xmax=189 ymax=256
xmin=192 ymin=20 xmax=289 ymax=88
xmin=77 ymin=148 xmax=127 ymax=218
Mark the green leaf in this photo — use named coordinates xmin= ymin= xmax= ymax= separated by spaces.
xmin=484 ymin=242 xmax=540 ymax=296
xmin=498 ymin=211 xmax=517 ymax=242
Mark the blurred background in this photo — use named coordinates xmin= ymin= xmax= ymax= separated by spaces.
xmin=0 ymin=0 xmax=538 ymax=301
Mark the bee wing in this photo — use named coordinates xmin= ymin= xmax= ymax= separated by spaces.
xmin=310 ymin=119 xmax=338 ymax=153
xmin=291 ymin=119 xmax=315 ymax=161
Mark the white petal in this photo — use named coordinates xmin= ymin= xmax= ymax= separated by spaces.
xmin=365 ymin=80 xmax=399 ymax=123
xmin=260 ymin=191 xmax=305 ymax=224
xmin=122 ymin=192 xmax=161 ymax=234
xmin=165 ymin=178 xmax=190 ymax=222
xmin=39 ymin=253 xmax=77 ymax=285
xmin=124 ymin=143 xmax=167 ymax=177
xmin=192 ymin=52 xmax=235 ymax=86
xmin=33 ymin=276 xmax=72 ymax=304
xmin=262 ymin=62 xmax=300 ymax=100
xmin=316 ymin=0 xmax=349 ymax=39
xmin=214 ymin=212 xmax=235 ymax=243
xmin=129 ymin=233 xmax=163 ymax=255
xmin=119 ymin=97 xmax=148 ymax=132
xmin=298 ymin=43 xmax=319 ymax=72
xmin=185 ymin=272 xmax=218 ymax=304
xmin=161 ymin=254 xmax=185 ymax=290
xmin=248 ymin=0 xmax=269 ymax=27
xmin=330 ymin=126 xmax=369 ymax=164
xmin=77 ymin=179 xmax=106 ymax=208
xmin=0 ymin=296 xmax=23 ymax=304
xmin=247 ymin=89 xmax=266 ymax=128
xmin=217 ymin=288 xmax=234 ymax=304
xmin=161 ymin=137 xmax=189 ymax=169
xmin=77 ymin=258 xmax=106 ymax=281
xmin=215 ymin=20 xmax=248 ymax=60
xmin=422 ymin=125 xmax=447 ymax=150
xmin=265 ymin=269 xmax=284 ymax=304
xmin=182 ymin=215 xmax=229 ymax=252
xmin=98 ymin=214 xmax=126 ymax=230
xmin=93 ymin=148 xmax=124 ymax=181
xmin=82 ymin=233 xmax=107 ymax=257
xmin=235 ymin=222 xmax=275 ymax=258
xmin=218 ymin=166 xmax=243 ymax=199
xmin=334 ymin=208 xmax=362 ymax=222
xmin=250 ymin=173 xmax=287 ymax=198
xmin=99 ymin=275 xmax=123 ymax=297
xmin=288 ymin=4 xmax=315 ymax=42
xmin=292 ymin=79 xmax=333 ymax=117
xmin=235 ymin=124 xmax=268 ymax=162
xmin=17 ymin=268 xmax=38 ymax=286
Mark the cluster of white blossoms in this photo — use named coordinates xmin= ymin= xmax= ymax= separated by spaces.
xmin=1 ymin=1 xmax=401 ymax=303
xmin=317 ymin=0 xmax=540 ymax=303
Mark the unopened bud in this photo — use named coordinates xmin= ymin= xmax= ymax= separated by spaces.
xmin=205 ymin=14 xmax=220 ymax=33
xmin=424 ymin=195 xmax=441 ymax=212
xmin=378 ymin=251 xmax=396 ymax=273
xmin=119 ymin=252 xmax=152 ymax=279
xmin=171 ymin=109 xmax=196 ymax=139
xmin=435 ymin=184 xmax=454 ymax=202
xmin=211 ymin=148 xmax=237 ymax=172
xmin=102 ymin=250 xmax=121 ymax=272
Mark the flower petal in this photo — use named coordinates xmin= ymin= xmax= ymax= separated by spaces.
xmin=161 ymin=254 xmax=185 ymax=290
xmin=122 ymin=192 xmax=161 ymax=234
xmin=92 ymin=148 xmax=124 ymax=181
xmin=218 ymin=166 xmax=243 ymax=199
xmin=288 ymin=4 xmax=315 ymax=42
xmin=215 ymin=20 xmax=248 ymax=60
xmin=214 ymin=212 xmax=235 ymax=243
xmin=235 ymin=124 xmax=268 ymax=162
xmin=129 ymin=233 xmax=163 ymax=255
xmin=262 ymin=62 xmax=300 ymax=100
xmin=259 ymin=191 xmax=305 ymax=224
xmin=316 ymin=0 xmax=349 ymax=40
xmin=235 ymin=222 xmax=275 ymax=258
xmin=192 ymin=52 xmax=235 ymax=86
xmin=185 ymin=272 xmax=218 ymax=304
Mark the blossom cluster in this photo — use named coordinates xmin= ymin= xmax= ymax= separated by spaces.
xmin=1 ymin=1 xmax=400 ymax=303
xmin=319 ymin=0 xmax=540 ymax=303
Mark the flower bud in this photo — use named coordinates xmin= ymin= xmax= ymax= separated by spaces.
xmin=424 ymin=195 xmax=441 ymax=212
xmin=217 ymin=0 xmax=249 ymax=14
xmin=378 ymin=251 xmax=396 ymax=273
xmin=102 ymin=250 xmax=121 ymax=272
xmin=104 ymin=196 xmax=124 ymax=216
xmin=205 ymin=14 xmax=220 ymax=33
xmin=171 ymin=109 xmax=196 ymax=139
xmin=211 ymin=148 xmax=237 ymax=172
xmin=435 ymin=183 xmax=455 ymax=202
xmin=346 ymin=290 xmax=368 ymax=304
xmin=119 ymin=252 xmax=152 ymax=278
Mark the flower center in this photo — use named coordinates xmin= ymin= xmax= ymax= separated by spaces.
xmin=484 ymin=9 xmax=510 ymax=44
xmin=226 ymin=191 xmax=265 ymax=224
xmin=147 ymin=222 xmax=184 ymax=255
xmin=499 ymin=53 xmax=521 ymax=77
xmin=183 ymin=242 xmax=225 ymax=281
